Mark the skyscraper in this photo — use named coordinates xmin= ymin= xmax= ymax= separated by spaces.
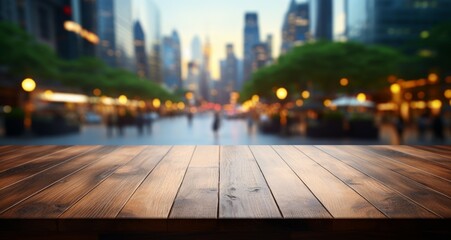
xmin=191 ymin=36 xmax=203 ymax=67
xmin=315 ymin=0 xmax=333 ymax=40
xmin=133 ymin=0 xmax=162 ymax=83
xmin=134 ymin=21 xmax=149 ymax=79
xmin=1 ymin=0 xmax=99 ymax=59
xmin=252 ymin=43 xmax=270 ymax=72
xmin=346 ymin=0 xmax=451 ymax=53
xmin=199 ymin=38 xmax=211 ymax=101
xmin=222 ymin=44 xmax=239 ymax=93
xmin=97 ymin=0 xmax=134 ymax=71
xmin=162 ymin=30 xmax=182 ymax=90
xmin=281 ymin=0 xmax=310 ymax=54
xmin=266 ymin=34 xmax=273 ymax=62
xmin=243 ymin=12 xmax=260 ymax=83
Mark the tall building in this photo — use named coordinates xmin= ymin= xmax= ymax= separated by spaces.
xmin=199 ymin=38 xmax=211 ymax=101
xmin=281 ymin=0 xmax=310 ymax=54
xmin=222 ymin=44 xmax=239 ymax=92
xmin=252 ymin=43 xmax=270 ymax=72
xmin=191 ymin=36 xmax=203 ymax=66
xmin=162 ymin=30 xmax=182 ymax=90
xmin=134 ymin=21 xmax=149 ymax=79
xmin=133 ymin=0 xmax=162 ymax=83
xmin=315 ymin=0 xmax=333 ymax=40
xmin=346 ymin=0 xmax=451 ymax=53
xmin=243 ymin=12 xmax=260 ymax=83
xmin=0 ymin=0 xmax=98 ymax=59
xmin=185 ymin=61 xmax=200 ymax=97
xmin=97 ymin=0 xmax=134 ymax=71
xmin=266 ymin=34 xmax=273 ymax=62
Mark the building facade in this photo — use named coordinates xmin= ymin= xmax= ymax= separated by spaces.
xmin=243 ymin=12 xmax=260 ymax=83
xmin=315 ymin=0 xmax=333 ymax=41
xmin=346 ymin=0 xmax=451 ymax=53
xmin=281 ymin=0 xmax=310 ymax=54
xmin=97 ymin=0 xmax=134 ymax=71
xmin=162 ymin=30 xmax=182 ymax=90
xmin=134 ymin=21 xmax=149 ymax=79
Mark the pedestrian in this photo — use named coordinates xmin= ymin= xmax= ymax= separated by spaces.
xmin=117 ymin=109 xmax=126 ymax=137
xmin=432 ymin=114 xmax=445 ymax=143
xmin=106 ymin=113 xmax=115 ymax=137
xmin=187 ymin=111 xmax=193 ymax=127
xmin=395 ymin=116 xmax=404 ymax=144
xmin=145 ymin=110 xmax=153 ymax=134
xmin=417 ymin=112 xmax=429 ymax=141
xmin=136 ymin=110 xmax=144 ymax=136
xmin=212 ymin=111 xmax=221 ymax=138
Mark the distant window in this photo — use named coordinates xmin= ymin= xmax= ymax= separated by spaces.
xmin=38 ymin=7 xmax=50 ymax=40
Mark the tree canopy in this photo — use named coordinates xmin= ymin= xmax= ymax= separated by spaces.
xmin=241 ymin=41 xmax=403 ymax=101
xmin=0 ymin=21 xmax=175 ymax=101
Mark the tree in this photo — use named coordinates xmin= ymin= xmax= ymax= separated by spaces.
xmin=241 ymin=41 xmax=403 ymax=101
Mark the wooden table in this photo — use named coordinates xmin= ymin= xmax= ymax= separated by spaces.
xmin=0 ymin=145 xmax=450 ymax=239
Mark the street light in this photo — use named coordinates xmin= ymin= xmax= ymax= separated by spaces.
xmin=21 ymin=78 xmax=36 ymax=131
xmin=340 ymin=78 xmax=349 ymax=87
xmin=301 ymin=90 xmax=310 ymax=99
xmin=276 ymin=88 xmax=288 ymax=100
xmin=152 ymin=98 xmax=161 ymax=108
xmin=118 ymin=95 xmax=128 ymax=105
xmin=21 ymin=78 xmax=36 ymax=92
xmin=356 ymin=93 xmax=366 ymax=102
xmin=390 ymin=83 xmax=401 ymax=94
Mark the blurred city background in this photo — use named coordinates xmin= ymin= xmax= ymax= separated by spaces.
xmin=0 ymin=0 xmax=450 ymax=145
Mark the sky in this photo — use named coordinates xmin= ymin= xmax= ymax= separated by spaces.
xmin=151 ymin=0 xmax=345 ymax=80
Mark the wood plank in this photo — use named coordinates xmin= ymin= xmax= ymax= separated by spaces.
xmin=0 ymin=145 xmax=18 ymax=154
xmin=118 ymin=146 xmax=195 ymax=218
xmin=1 ymin=146 xmax=145 ymax=218
xmin=317 ymin=146 xmax=451 ymax=217
xmin=415 ymin=146 xmax=451 ymax=156
xmin=0 ymin=146 xmax=98 ymax=190
xmin=60 ymin=146 xmax=171 ymax=218
xmin=0 ymin=146 xmax=70 ymax=173
xmin=219 ymin=146 xmax=281 ymax=218
xmin=249 ymin=146 xmax=331 ymax=218
xmin=270 ymin=145 xmax=384 ymax=218
xmin=341 ymin=146 xmax=451 ymax=197
xmin=385 ymin=146 xmax=451 ymax=167
xmin=0 ymin=146 xmax=39 ymax=161
xmin=0 ymin=146 xmax=117 ymax=214
xmin=295 ymin=146 xmax=437 ymax=218
xmin=170 ymin=146 xmax=219 ymax=218
xmin=367 ymin=146 xmax=451 ymax=181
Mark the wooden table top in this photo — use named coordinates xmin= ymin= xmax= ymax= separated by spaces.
xmin=0 ymin=145 xmax=450 ymax=219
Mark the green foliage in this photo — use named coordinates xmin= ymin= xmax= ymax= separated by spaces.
xmin=241 ymin=41 xmax=403 ymax=101
xmin=0 ymin=21 xmax=175 ymax=101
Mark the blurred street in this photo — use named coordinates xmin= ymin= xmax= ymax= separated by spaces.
xmin=1 ymin=112 xmax=449 ymax=145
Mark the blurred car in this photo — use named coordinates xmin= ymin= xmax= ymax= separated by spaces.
xmin=83 ymin=112 xmax=102 ymax=124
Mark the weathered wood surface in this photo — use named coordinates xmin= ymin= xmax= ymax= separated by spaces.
xmin=0 ymin=145 xmax=450 ymax=219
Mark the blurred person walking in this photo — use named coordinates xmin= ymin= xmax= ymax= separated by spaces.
xmin=395 ymin=116 xmax=404 ymax=144
xmin=136 ymin=110 xmax=145 ymax=136
xmin=144 ymin=110 xmax=153 ymax=134
xmin=187 ymin=111 xmax=193 ymax=127
xmin=432 ymin=114 xmax=445 ymax=143
xmin=106 ymin=113 xmax=116 ymax=138
xmin=212 ymin=111 xmax=221 ymax=139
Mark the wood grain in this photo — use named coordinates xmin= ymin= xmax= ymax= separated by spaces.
xmin=0 ymin=146 xmax=97 ymax=190
xmin=249 ymin=146 xmax=331 ymax=218
xmin=219 ymin=146 xmax=281 ymax=218
xmin=271 ymin=145 xmax=384 ymax=218
xmin=341 ymin=146 xmax=451 ymax=197
xmin=1 ymin=146 xmax=145 ymax=218
xmin=118 ymin=146 xmax=195 ymax=218
xmin=295 ymin=146 xmax=437 ymax=218
xmin=170 ymin=146 xmax=220 ymax=218
xmin=317 ymin=146 xmax=451 ymax=217
xmin=385 ymin=146 xmax=451 ymax=167
xmin=367 ymin=146 xmax=451 ymax=181
xmin=0 ymin=146 xmax=117 ymax=214
xmin=415 ymin=146 xmax=451 ymax=156
xmin=60 ymin=146 xmax=171 ymax=218
xmin=0 ymin=146 xmax=70 ymax=173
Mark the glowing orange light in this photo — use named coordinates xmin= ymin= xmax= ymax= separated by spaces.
xmin=301 ymin=90 xmax=310 ymax=99
xmin=21 ymin=78 xmax=36 ymax=92
xmin=276 ymin=88 xmax=288 ymax=100
xmin=340 ymin=78 xmax=349 ymax=86
xmin=356 ymin=93 xmax=366 ymax=102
